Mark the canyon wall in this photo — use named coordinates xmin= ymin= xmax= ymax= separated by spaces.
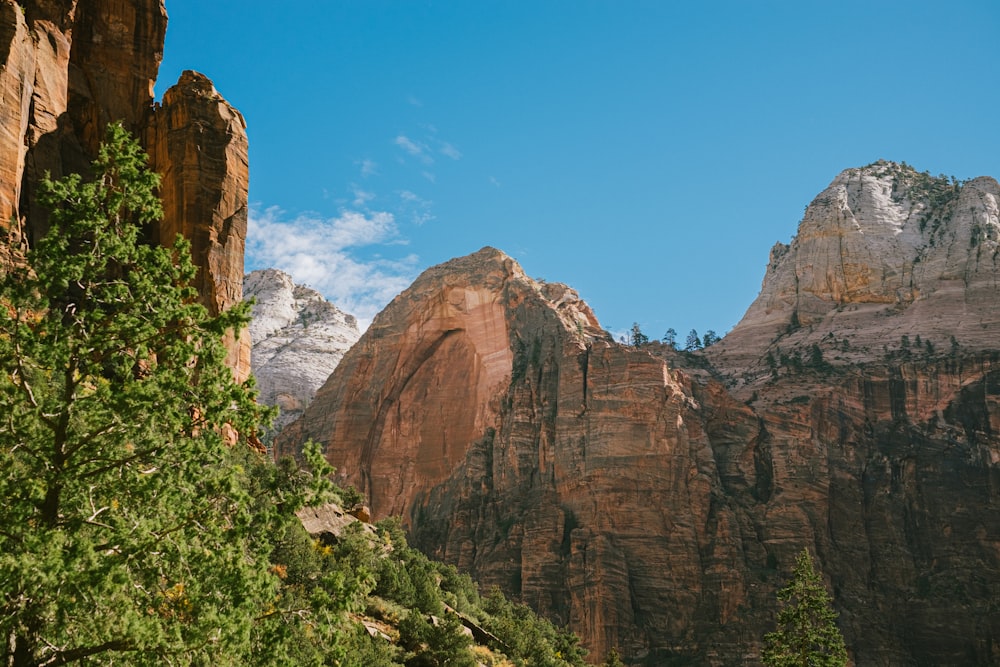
xmin=0 ymin=0 xmax=250 ymax=378
xmin=278 ymin=165 xmax=1000 ymax=665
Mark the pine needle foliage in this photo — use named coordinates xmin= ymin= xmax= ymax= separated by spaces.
xmin=0 ymin=123 xmax=286 ymax=666
xmin=762 ymin=549 xmax=848 ymax=667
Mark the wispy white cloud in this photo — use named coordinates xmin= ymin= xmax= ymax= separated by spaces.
xmin=395 ymin=135 xmax=422 ymax=155
xmin=399 ymin=190 xmax=422 ymax=204
xmin=246 ymin=206 xmax=418 ymax=328
xmin=398 ymin=190 xmax=435 ymax=226
xmin=407 ymin=95 xmax=423 ymax=107
xmin=440 ymin=142 xmax=462 ymax=160
xmin=351 ymin=185 xmax=375 ymax=207
xmin=358 ymin=158 xmax=378 ymax=177
xmin=394 ymin=135 xmax=434 ymax=165
xmin=489 ymin=175 xmax=501 ymax=188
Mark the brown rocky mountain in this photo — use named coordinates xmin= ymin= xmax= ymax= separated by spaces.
xmin=277 ymin=164 xmax=1000 ymax=665
xmin=0 ymin=0 xmax=250 ymax=378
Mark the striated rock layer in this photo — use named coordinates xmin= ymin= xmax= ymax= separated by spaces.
xmin=0 ymin=0 xmax=250 ymax=378
xmin=279 ymin=223 xmax=1000 ymax=663
xmin=244 ymin=268 xmax=360 ymax=433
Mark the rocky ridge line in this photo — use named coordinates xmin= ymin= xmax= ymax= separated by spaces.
xmin=711 ymin=160 xmax=1000 ymax=389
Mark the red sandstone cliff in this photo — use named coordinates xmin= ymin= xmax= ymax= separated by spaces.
xmin=0 ymin=0 xmax=250 ymax=378
xmin=278 ymin=191 xmax=1000 ymax=665
xmin=146 ymin=70 xmax=252 ymax=378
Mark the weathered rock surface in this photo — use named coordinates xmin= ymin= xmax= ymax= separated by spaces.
xmin=0 ymin=0 xmax=250 ymax=377
xmin=0 ymin=0 xmax=76 ymax=262
xmin=146 ymin=70 xmax=251 ymax=379
xmin=279 ymin=227 xmax=1000 ymax=664
xmin=244 ymin=268 xmax=359 ymax=432
xmin=277 ymin=247 xmax=757 ymax=662
xmin=711 ymin=161 xmax=1000 ymax=386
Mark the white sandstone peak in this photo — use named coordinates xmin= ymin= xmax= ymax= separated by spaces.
xmin=244 ymin=268 xmax=361 ymax=432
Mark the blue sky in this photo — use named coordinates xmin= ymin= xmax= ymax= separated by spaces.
xmin=157 ymin=1 xmax=1000 ymax=335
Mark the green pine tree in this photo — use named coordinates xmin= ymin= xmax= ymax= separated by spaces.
xmin=0 ymin=124 xmax=284 ymax=665
xmin=762 ymin=549 xmax=848 ymax=667
xmin=629 ymin=322 xmax=649 ymax=347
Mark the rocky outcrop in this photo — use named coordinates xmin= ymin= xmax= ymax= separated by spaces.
xmin=278 ymin=234 xmax=1000 ymax=664
xmin=275 ymin=248 xmax=570 ymax=506
xmin=0 ymin=0 xmax=250 ymax=378
xmin=0 ymin=0 xmax=75 ymax=263
xmin=146 ymin=70 xmax=251 ymax=379
xmin=711 ymin=161 xmax=1000 ymax=386
xmin=14 ymin=0 xmax=167 ymax=246
xmin=244 ymin=268 xmax=360 ymax=432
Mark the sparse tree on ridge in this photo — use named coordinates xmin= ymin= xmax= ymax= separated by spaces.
xmin=762 ymin=549 xmax=848 ymax=667
xmin=685 ymin=329 xmax=702 ymax=351
xmin=630 ymin=322 xmax=649 ymax=347
xmin=663 ymin=327 xmax=677 ymax=348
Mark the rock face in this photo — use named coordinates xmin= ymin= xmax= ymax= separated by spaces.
xmin=279 ymin=184 xmax=1000 ymax=665
xmin=0 ymin=0 xmax=250 ymax=378
xmin=146 ymin=70 xmax=252 ymax=379
xmin=712 ymin=161 xmax=1000 ymax=384
xmin=244 ymin=268 xmax=360 ymax=432
xmin=277 ymin=247 xmax=760 ymax=663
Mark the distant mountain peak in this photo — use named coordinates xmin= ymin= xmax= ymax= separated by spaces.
xmin=244 ymin=268 xmax=360 ymax=433
xmin=711 ymin=163 xmax=1000 ymax=386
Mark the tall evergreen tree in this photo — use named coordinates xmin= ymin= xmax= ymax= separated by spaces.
xmin=685 ymin=329 xmax=702 ymax=351
xmin=629 ymin=322 xmax=648 ymax=347
xmin=662 ymin=327 xmax=677 ymax=349
xmin=762 ymin=549 xmax=848 ymax=667
xmin=0 ymin=124 xmax=280 ymax=665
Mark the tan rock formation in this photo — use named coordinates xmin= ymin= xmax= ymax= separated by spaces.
xmin=66 ymin=0 xmax=166 ymax=154
xmin=710 ymin=161 xmax=1000 ymax=387
xmin=276 ymin=247 xmax=757 ymax=662
xmin=0 ymin=0 xmax=74 ymax=261
xmin=277 ymin=248 xmax=559 ymax=515
xmin=146 ymin=70 xmax=251 ymax=379
xmin=278 ymin=237 xmax=1000 ymax=665
xmin=17 ymin=0 xmax=166 ymax=244
xmin=0 ymin=0 xmax=250 ymax=378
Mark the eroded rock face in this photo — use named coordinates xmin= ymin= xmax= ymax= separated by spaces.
xmin=711 ymin=162 xmax=1000 ymax=385
xmin=16 ymin=0 xmax=166 ymax=245
xmin=276 ymin=247 xmax=760 ymax=662
xmin=146 ymin=70 xmax=251 ymax=379
xmin=244 ymin=268 xmax=360 ymax=432
xmin=278 ymin=236 xmax=1000 ymax=665
xmin=276 ymin=248 xmax=565 ymax=513
xmin=0 ymin=0 xmax=250 ymax=377
xmin=0 ymin=0 xmax=76 ymax=261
